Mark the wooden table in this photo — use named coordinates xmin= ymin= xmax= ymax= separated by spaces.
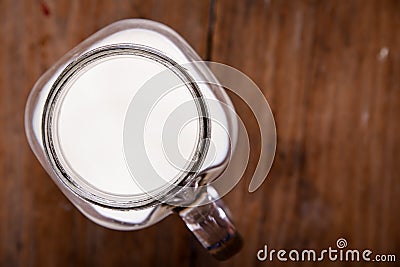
xmin=0 ymin=1 xmax=399 ymax=266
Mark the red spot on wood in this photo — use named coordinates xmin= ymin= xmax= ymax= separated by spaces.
xmin=40 ymin=1 xmax=50 ymax=17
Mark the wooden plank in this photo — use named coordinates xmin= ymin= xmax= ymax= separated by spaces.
xmin=211 ymin=0 xmax=400 ymax=266
xmin=0 ymin=1 xmax=211 ymax=267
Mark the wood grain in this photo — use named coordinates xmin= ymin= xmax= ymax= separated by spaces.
xmin=0 ymin=1 xmax=211 ymax=267
xmin=212 ymin=1 xmax=400 ymax=266
xmin=0 ymin=0 xmax=399 ymax=266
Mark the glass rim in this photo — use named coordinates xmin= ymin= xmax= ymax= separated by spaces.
xmin=42 ymin=44 xmax=211 ymax=210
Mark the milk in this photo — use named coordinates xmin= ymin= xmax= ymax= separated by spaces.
xmin=31 ymin=28 xmax=230 ymax=199
xmin=57 ymin=55 xmax=199 ymax=195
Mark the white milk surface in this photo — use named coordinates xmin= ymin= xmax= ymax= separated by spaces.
xmin=33 ymin=28 xmax=230 ymax=198
xmin=57 ymin=56 xmax=199 ymax=195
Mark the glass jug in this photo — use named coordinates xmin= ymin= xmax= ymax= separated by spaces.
xmin=25 ymin=19 xmax=242 ymax=260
